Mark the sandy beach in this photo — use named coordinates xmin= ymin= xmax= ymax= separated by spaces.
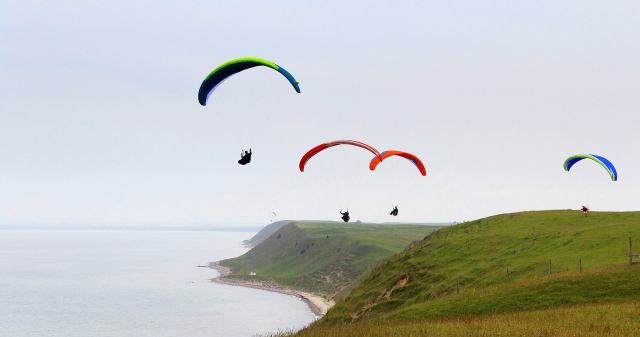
xmin=209 ymin=262 xmax=335 ymax=317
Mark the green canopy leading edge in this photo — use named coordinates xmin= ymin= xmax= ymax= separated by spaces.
xmin=198 ymin=57 xmax=301 ymax=106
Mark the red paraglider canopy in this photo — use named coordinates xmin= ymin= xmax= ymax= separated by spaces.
xmin=369 ymin=150 xmax=427 ymax=176
xmin=299 ymin=140 xmax=382 ymax=172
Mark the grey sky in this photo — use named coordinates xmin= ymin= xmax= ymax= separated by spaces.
xmin=1 ymin=0 xmax=639 ymax=225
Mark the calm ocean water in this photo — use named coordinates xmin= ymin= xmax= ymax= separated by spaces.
xmin=0 ymin=229 xmax=315 ymax=337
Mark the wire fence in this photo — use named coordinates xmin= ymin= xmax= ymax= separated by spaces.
xmin=451 ymin=236 xmax=639 ymax=294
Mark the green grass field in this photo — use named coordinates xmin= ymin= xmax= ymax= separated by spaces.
xmin=274 ymin=302 xmax=640 ymax=337
xmin=220 ymin=221 xmax=440 ymax=296
xmin=276 ymin=210 xmax=640 ymax=336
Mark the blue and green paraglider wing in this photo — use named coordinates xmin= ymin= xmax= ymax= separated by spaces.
xmin=563 ymin=154 xmax=617 ymax=181
xmin=198 ymin=57 xmax=301 ymax=106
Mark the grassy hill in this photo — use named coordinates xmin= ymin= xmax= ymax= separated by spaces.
xmin=291 ymin=302 xmax=640 ymax=337
xmin=220 ymin=221 xmax=440 ymax=296
xmin=243 ymin=220 xmax=294 ymax=247
xmin=282 ymin=210 xmax=640 ymax=337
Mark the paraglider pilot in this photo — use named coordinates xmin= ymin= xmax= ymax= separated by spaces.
xmin=340 ymin=209 xmax=350 ymax=223
xmin=390 ymin=206 xmax=399 ymax=216
xmin=238 ymin=148 xmax=252 ymax=165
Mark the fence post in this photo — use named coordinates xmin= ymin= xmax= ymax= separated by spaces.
xmin=507 ymin=267 xmax=511 ymax=281
xmin=630 ymin=237 xmax=633 ymax=266
xmin=456 ymin=279 xmax=460 ymax=294
xmin=579 ymin=258 xmax=583 ymax=272
xmin=548 ymin=259 xmax=552 ymax=275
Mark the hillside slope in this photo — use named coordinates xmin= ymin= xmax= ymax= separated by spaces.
xmin=244 ymin=220 xmax=294 ymax=247
xmin=220 ymin=221 xmax=440 ymax=296
xmin=292 ymin=302 xmax=640 ymax=337
xmin=314 ymin=210 xmax=640 ymax=326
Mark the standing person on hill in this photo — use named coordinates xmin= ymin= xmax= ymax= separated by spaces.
xmin=581 ymin=205 xmax=589 ymax=217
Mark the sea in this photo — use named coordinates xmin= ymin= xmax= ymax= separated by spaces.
xmin=0 ymin=228 xmax=316 ymax=337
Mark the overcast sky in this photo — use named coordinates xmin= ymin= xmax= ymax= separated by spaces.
xmin=1 ymin=0 xmax=639 ymax=225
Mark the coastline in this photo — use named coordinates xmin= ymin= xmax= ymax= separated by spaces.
xmin=209 ymin=262 xmax=335 ymax=317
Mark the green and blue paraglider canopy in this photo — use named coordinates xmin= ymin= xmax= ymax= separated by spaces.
xmin=198 ymin=57 xmax=301 ymax=106
xmin=563 ymin=154 xmax=617 ymax=181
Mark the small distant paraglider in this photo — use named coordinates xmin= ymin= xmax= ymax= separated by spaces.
xmin=563 ymin=154 xmax=617 ymax=181
xmin=581 ymin=205 xmax=590 ymax=217
xmin=390 ymin=206 xmax=399 ymax=216
xmin=238 ymin=148 xmax=252 ymax=165
xmin=340 ymin=210 xmax=350 ymax=223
